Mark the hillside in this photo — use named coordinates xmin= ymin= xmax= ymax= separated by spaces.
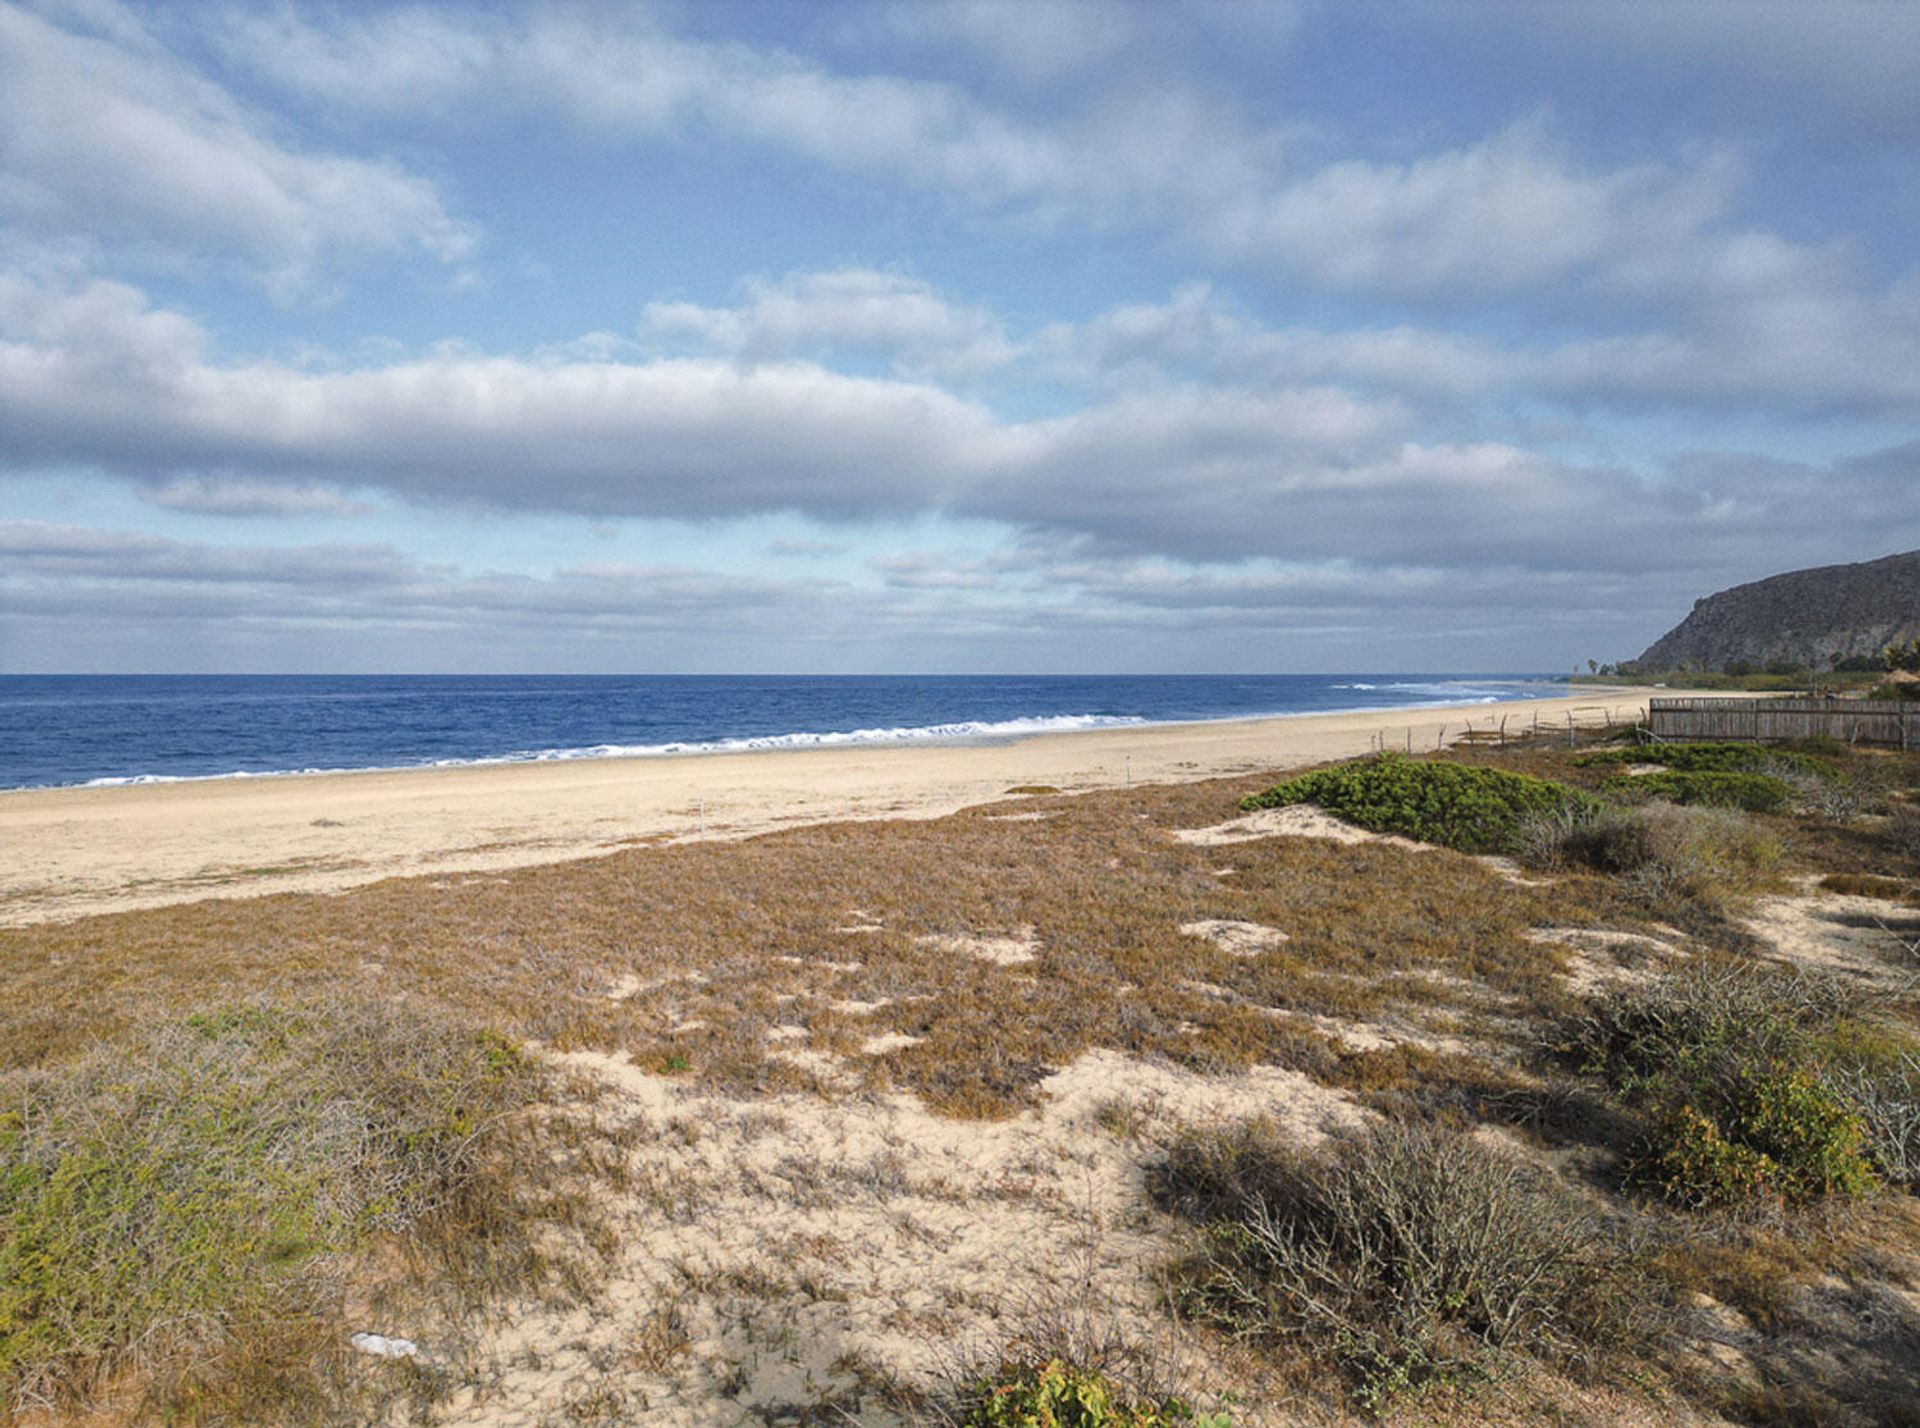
xmin=1640 ymin=549 xmax=1920 ymax=669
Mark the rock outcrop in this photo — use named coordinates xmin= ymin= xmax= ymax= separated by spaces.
xmin=1639 ymin=550 xmax=1920 ymax=670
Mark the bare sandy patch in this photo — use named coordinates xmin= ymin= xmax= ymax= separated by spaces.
xmin=1526 ymin=927 xmax=1684 ymax=993
xmin=1277 ymin=1009 xmax=1474 ymax=1056
xmin=1744 ymin=893 xmax=1920 ymax=989
xmin=434 ymin=1047 xmax=1360 ymax=1425
xmin=1178 ymin=918 xmax=1289 ymax=958
xmin=1172 ymin=804 xmax=1425 ymax=850
xmin=913 ymin=926 xmax=1040 ymax=967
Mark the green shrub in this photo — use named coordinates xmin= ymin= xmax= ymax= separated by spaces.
xmin=1626 ymin=1062 xmax=1876 ymax=1209
xmin=1601 ymin=770 xmax=1795 ymax=813
xmin=1239 ymin=755 xmax=1595 ymax=854
xmin=1566 ymin=969 xmax=1879 ymax=1208
xmin=1577 ymin=743 xmax=1837 ymax=780
xmin=960 ymin=1361 xmax=1227 ymax=1427
xmin=1159 ymin=1121 xmax=1658 ymax=1411
xmin=0 ymin=997 xmax=581 ymax=1419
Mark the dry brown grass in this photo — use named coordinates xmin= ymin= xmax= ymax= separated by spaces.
xmin=0 ymin=774 xmax=1602 ymax=1120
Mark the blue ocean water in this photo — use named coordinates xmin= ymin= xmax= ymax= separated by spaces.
xmin=0 ymin=674 xmax=1566 ymax=791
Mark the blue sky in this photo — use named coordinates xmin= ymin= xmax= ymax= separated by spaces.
xmin=2 ymin=0 xmax=1917 ymax=673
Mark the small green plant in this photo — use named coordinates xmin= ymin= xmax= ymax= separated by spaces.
xmin=1601 ymin=770 xmax=1795 ymax=813
xmin=960 ymin=1360 xmax=1228 ymax=1427
xmin=1626 ymin=1061 xmax=1876 ymax=1208
xmin=1240 ymin=755 xmax=1595 ymax=854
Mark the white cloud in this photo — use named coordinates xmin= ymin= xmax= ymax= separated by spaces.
xmin=0 ymin=2 xmax=471 ymax=291
xmin=642 ymin=268 xmax=1015 ymax=379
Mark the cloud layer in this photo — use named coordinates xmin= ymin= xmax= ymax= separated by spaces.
xmin=1 ymin=0 xmax=1917 ymax=670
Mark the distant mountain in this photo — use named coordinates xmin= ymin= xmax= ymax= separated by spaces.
xmin=1639 ymin=551 xmax=1920 ymax=670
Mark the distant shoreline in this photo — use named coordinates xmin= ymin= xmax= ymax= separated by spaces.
xmin=0 ymin=672 xmax=1571 ymax=793
xmin=0 ymin=685 xmax=1678 ymax=927
xmin=4 ymin=685 xmax=1579 ymax=794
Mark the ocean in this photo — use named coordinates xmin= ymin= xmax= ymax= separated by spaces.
xmin=0 ymin=674 xmax=1566 ymax=791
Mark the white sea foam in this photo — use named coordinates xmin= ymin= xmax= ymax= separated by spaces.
xmin=496 ymin=712 xmax=1146 ymax=762
xmin=58 ymin=713 xmax=1146 ymax=789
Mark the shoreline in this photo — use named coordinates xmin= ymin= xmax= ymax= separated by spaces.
xmin=6 ymin=682 xmax=1568 ymax=795
xmin=0 ymin=686 xmax=1676 ymax=926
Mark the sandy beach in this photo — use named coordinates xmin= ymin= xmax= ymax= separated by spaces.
xmin=2 ymin=687 xmax=1673 ymax=926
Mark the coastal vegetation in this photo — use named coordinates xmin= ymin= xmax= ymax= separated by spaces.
xmin=1599 ymin=769 xmax=1797 ymax=813
xmin=1239 ymin=755 xmax=1593 ymax=854
xmin=4 ymin=727 xmax=1920 ymax=1424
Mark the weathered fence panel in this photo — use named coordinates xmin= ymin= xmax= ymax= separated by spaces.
xmin=1648 ymin=697 xmax=1914 ymax=750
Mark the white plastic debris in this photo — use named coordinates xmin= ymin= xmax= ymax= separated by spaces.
xmin=350 ymin=1332 xmax=418 ymax=1359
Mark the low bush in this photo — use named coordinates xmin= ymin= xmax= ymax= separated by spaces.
xmin=0 ymin=996 xmax=613 ymax=1421
xmin=1577 ymin=743 xmax=1838 ymax=780
xmin=1239 ymin=755 xmax=1595 ymax=854
xmin=1160 ymin=1120 xmax=1658 ymax=1411
xmin=958 ymin=1361 xmax=1228 ymax=1427
xmin=1818 ymin=872 xmax=1916 ymax=901
xmin=1625 ymin=1060 xmax=1876 ymax=1209
xmin=1564 ymin=968 xmax=1880 ymax=1209
xmin=1550 ymin=803 xmax=1780 ymax=908
xmin=1601 ymin=770 xmax=1795 ymax=813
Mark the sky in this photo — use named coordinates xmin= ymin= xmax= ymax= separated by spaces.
xmin=2 ymin=0 xmax=1918 ymax=674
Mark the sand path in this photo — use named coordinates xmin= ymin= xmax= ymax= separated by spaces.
xmin=0 ymin=688 xmax=1671 ymax=925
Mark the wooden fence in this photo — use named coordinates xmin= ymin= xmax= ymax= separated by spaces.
xmin=1648 ymin=697 xmax=1915 ymax=750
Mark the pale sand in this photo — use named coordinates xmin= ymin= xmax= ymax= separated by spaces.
xmin=0 ymin=687 xmax=1673 ymax=926
xmin=430 ymin=1046 xmax=1367 ymax=1426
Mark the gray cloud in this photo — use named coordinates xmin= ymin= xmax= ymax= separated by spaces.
xmin=138 ymin=477 xmax=371 ymax=517
xmin=0 ymin=517 xmax=1689 ymax=673
xmin=3 ymin=270 xmax=1917 ymax=586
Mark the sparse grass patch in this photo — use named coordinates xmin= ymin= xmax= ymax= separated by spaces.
xmin=1240 ymin=755 xmax=1595 ymax=855
xmin=1819 ymin=872 xmax=1917 ymax=900
xmin=1004 ymin=785 xmax=1062 ymax=796
xmin=1157 ymin=1119 xmax=1660 ymax=1413
xmin=1551 ymin=803 xmax=1781 ymax=910
xmin=0 ymin=995 xmax=627 ymax=1422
